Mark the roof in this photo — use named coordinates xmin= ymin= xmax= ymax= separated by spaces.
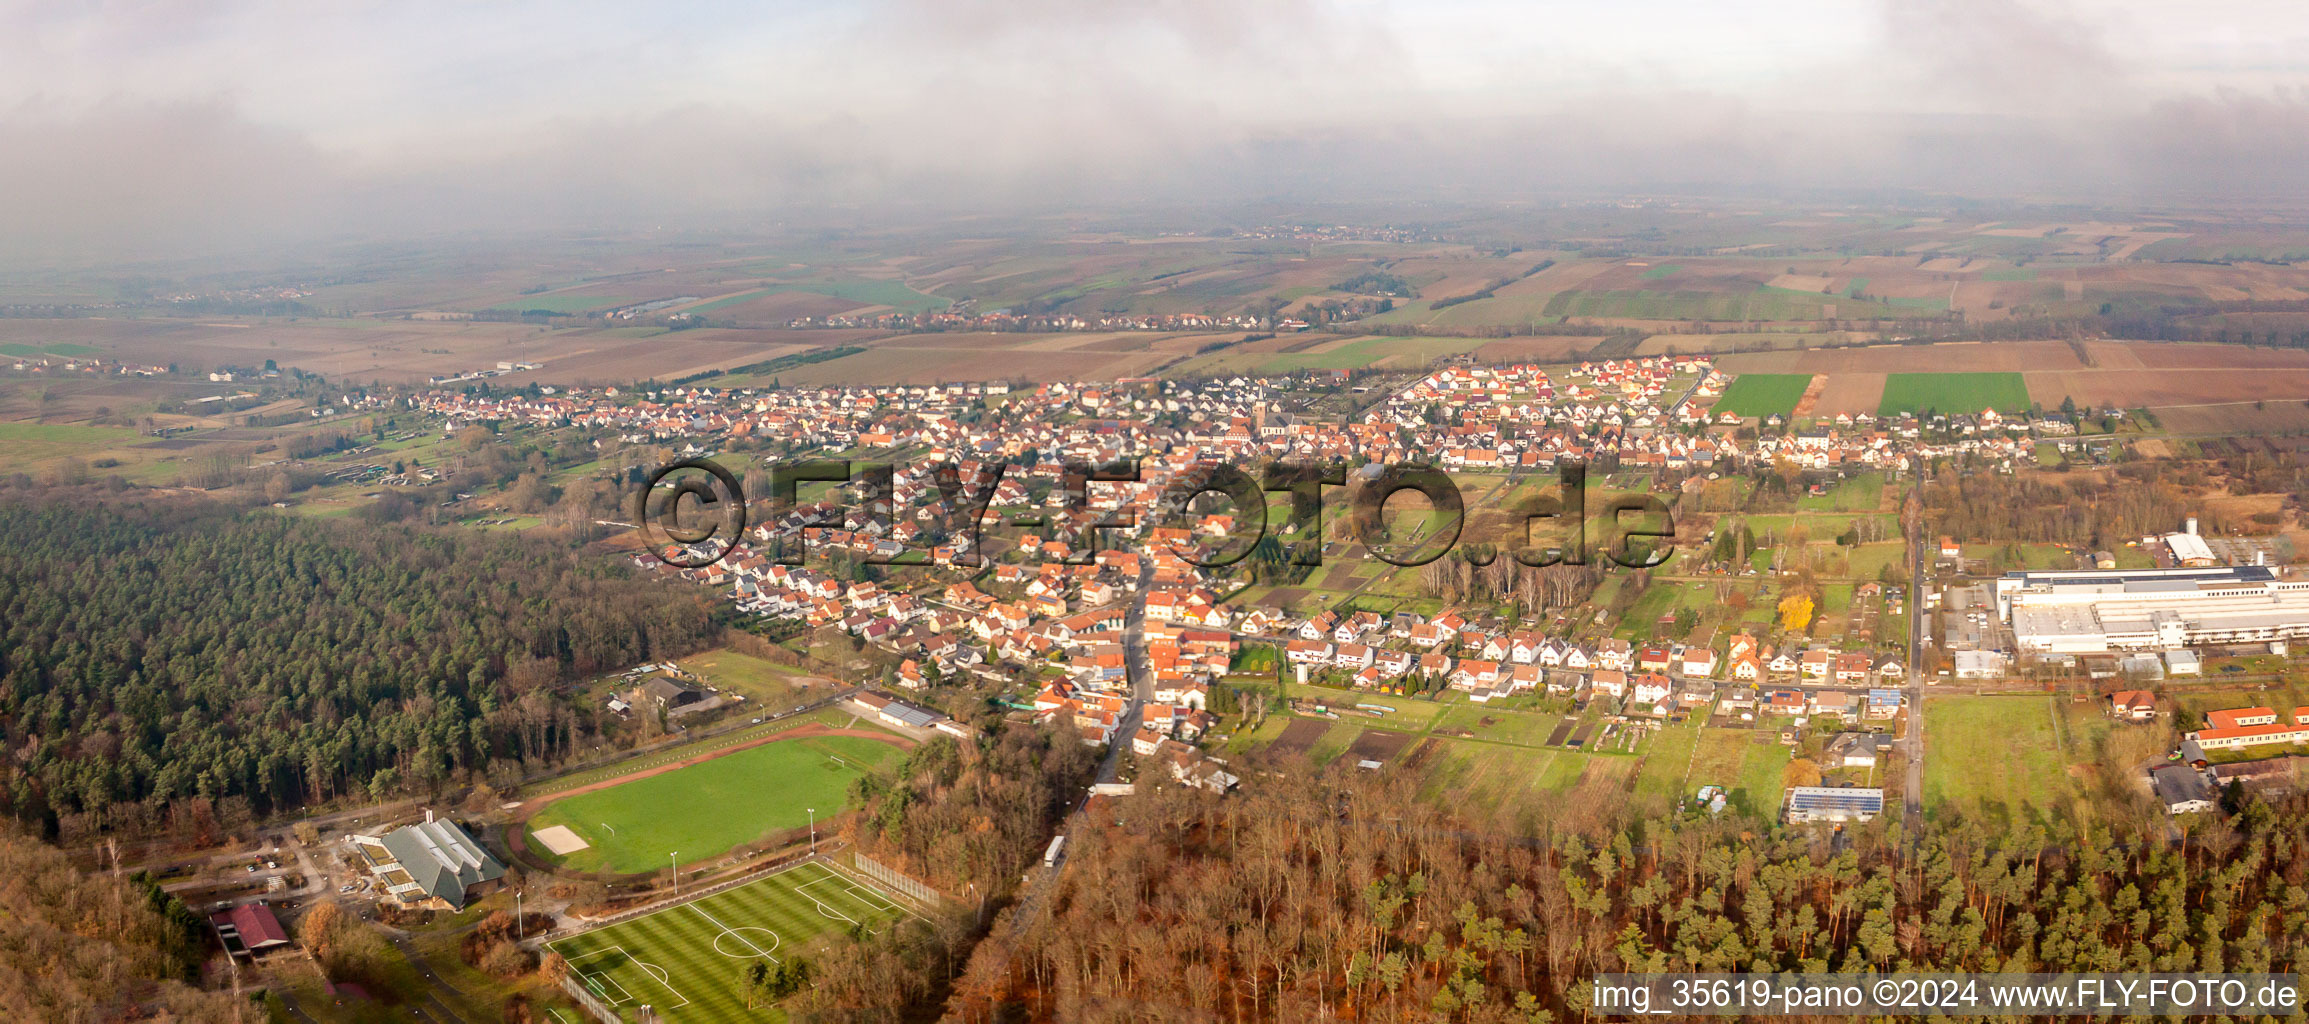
xmin=211 ymin=903 xmax=290 ymax=949
xmin=1786 ymin=786 xmax=1885 ymax=814
xmin=640 ymin=676 xmax=702 ymax=704
xmin=377 ymin=817 xmax=504 ymax=910
xmin=865 ymin=690 xmax=941 ymax=728
xmin=2150 ymin=765 xmax=2217 ymax=807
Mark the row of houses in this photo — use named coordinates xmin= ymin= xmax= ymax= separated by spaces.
xmin=1278 ymin=625 xmax=1906 ymax=690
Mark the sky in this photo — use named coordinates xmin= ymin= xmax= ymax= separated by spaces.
xmin=5 ymin=0 xmax=2309 ymax=261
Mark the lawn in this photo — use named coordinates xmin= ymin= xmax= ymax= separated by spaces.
xmin=684 ymin=648 xmax=820 ymax=709
xmin=1680 ymin=727 xmax=1790 ymax=819
xmin=1797 ymin=472 xmax=1884 ymax=513
xmin=549 ymin=860 xmax=909 ymax=1023
xmin=1922 ymin=696 xmax=2074 ymax=821
xmin=1845 ymin=542 xmax=1908 ymax=580
xmin=1417 ymin=740 xmax=1616 ymax=821
xmin=1712 ymin=373 xmax=1812 ymax=418
xmin=527 ymin=733 xmax=905 ymax=874
xmin=1290 ymin=682 xmax=1452 ymax=732
xmin=1435 ymin=704 xmax=1567 ymax=748
xmin=1877 ymin=372 xmax=2031 ymax=416
xmin=1631 ymin=718 xmax=1704 ymax=812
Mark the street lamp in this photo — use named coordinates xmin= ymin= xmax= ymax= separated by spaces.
xmin=515 ymin=890 xmax=525 ymax=941
xmin=669 ymin=852 xmax=679 ymax=900
xmin=806 ymin=808 xmax=816 ymax=855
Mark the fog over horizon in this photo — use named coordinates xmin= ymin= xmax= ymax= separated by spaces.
xmin=8 ymin=0 xmax=2309 ymax=263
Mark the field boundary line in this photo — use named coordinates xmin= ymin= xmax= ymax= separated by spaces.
xmin=529 ymin=846 xmax=836 ymax=947
xmin=687 ymin=900 xmax=781 ymax=961
xmin=817 ymin=857 xmax=933 ymax=923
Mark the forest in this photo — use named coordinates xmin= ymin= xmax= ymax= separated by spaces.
xmin=789 ymin=721 xmax=1099 ymax=1020
xmin=0 ymin=486 xmax=719 ymax=839
xmin=1925 ymin=463 xmax=2222 ymax=550
xmin=915 ymin=770 xmax=2309 ymax=1024
xmin=0 ymin=828 xmax=245 ymax=1021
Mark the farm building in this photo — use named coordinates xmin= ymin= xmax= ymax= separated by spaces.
xmin=353 ymin=811 xmax=505 ymax=910
xmin=1997 ymin=565 xmax=2309 ymax=655
xmin=208 ymin=903 xmax=291 ymax=957
xmin=635 ymin=676 xmax=706 ymax=713
xmin=1784 ymin=786 xmax=1884 ymax=824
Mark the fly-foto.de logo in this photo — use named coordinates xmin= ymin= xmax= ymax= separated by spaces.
xmin=633 ymin=457 xmax=1673 ymax=571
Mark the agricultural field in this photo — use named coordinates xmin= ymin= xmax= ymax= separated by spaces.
xmin=1876 ymin=372 xmax=2032 ymax=416
xmin=0 ymin=316 xmax=880 ymax=386
xmin=549 ymin=860 xmax=911 ymax=1023
xmin=525 ymin=730 xmax=908 ymax=874
xmin=488 ymin=293 xmax=633 ymax=314
xmin=756 ymin=331 xmax=1216 ymax=385
xmin=1636 ymin=332 xmax=1850 ymax=356
xmin=0 ymin=421 xmax=147 ymax=473
xmin=1711 ymin=373 xmax=1812 ymax=418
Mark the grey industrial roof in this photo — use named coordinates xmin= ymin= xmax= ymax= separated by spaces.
xmin=2150 ymin=765 xmax=2217 ymax=808
xmin=878 ymin=698 xmax=940 ymax=728
xmin=2002 ymin=565 xmax=2276 ymax=591
xmin=378 ymin=818 xmax=504 ymax=910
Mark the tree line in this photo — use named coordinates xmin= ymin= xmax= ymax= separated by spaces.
xmin=922 ymin=769 xmax=2309 ymax=1023
xmin=0 ymin=487 xmax=719 ymax=840
xmin=0 ymin=828 xmax=244 ymax=1020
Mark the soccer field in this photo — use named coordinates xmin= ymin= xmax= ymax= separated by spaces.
xmin=551 ymin=860 xmax=912 ymax=1023
xmin=527 ymin=733 xmax=906 ymax=874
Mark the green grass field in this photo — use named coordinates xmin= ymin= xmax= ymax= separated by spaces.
xmin=1877 ymin=372 xmax=2031 ymax=416
xmin=528 ymin=734 xmax=904 ymax=874
xmin=0 ymin=341 xmax=99 ymax=357
xmin=550 ymin=860 xmax=909 ymax=1023
xmin=1796 ymin=472 xmax=1884 ymax=512
xmin=1922 ymin=696 xmax=2071 ymax=820
xmin=0 ymin=422 xmax=148 ymax=472
xmin=1712 ymin=373 xmax=1812 ymax=418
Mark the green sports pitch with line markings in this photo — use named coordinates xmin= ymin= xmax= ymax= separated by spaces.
xmin=552 ymin=860 xmax=912 ymax=1022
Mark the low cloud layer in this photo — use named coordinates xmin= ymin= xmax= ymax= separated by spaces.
xmin=6 ymin=0 xmax=2309 ymax=262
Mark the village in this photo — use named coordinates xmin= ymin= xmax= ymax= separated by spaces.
xmin=320 ymin=353 xmax=2309 ymax=833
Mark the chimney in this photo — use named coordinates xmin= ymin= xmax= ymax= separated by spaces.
xmin=2186 ymin=517 xmax=2198 ymax=536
